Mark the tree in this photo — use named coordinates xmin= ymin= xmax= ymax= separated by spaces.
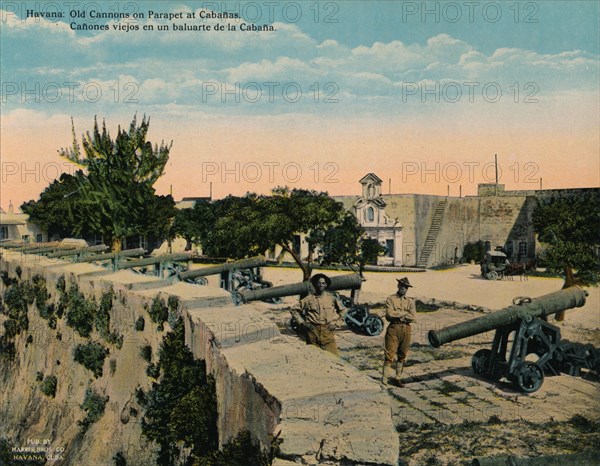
xmin=24 ymin=116 xmax=176 ymax=251
xmin=21 ymin=172 xmax=88 ymax=239
xmin=200 ymin=188 xmax=365 ymax=281
xmin=532 ymin=192 xmax=600 ymax=319
xmin=170 ymin=200 xmax=213 ymax=251
xmin=319 ymin=212 xmax=386 ymax=274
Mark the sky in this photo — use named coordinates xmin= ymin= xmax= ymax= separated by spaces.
xmin=1 ymin=1 xmax=599 ymax=210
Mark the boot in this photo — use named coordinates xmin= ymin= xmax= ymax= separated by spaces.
xmin=381 ymin=364 xmax=394 ymax=386
xmin=395 ymin=362 xmax=405 ymax=388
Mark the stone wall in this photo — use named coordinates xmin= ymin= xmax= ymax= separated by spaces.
xmin=0 ymin=250 xmax=399 ymax=465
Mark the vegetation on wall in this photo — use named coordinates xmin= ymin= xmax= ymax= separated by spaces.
xmin=64 ymin=283 xmax=96 ymax=338
xmin=147 ymin=296 xmax=168 ymax=331
xmin=79 ymin=387 xmax=109 ymax=432
xmin=73 ymin=342 xmax=109 ymax=378
xmin=138 ymin=318 xmax=274 ymax=466
xmin=40 ymin=375 xmax=58 ymax=398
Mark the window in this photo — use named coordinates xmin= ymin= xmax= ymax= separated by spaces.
xmin=21 ymin=235 xmax=30 ymax=243
xmin=366 ymin=207 xmax=375 ymax=222
xmin=292 ymin=235 xmax=301 ymax=254
xmin=0 ymin=226 xmax=8 ymax=240
xmin=518 ymin=241 xmax=527 ymax=257
xmin=484 ymin=241 xmax=491 ymax=252
xmin=386 ymin=239 xmax=394 ymax=258
xmin=36 ymin=234 xmax=43 ymax=243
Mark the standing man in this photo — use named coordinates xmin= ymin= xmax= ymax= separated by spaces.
xmin=382 ymin=277 xmax=417 ymax=387
xmin=290 ymin=273 xmax=347 ymax=356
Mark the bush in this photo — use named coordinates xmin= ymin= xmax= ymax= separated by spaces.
xmin=148 ymin=297 xmax=168 ymax=330
xmin=65 ymin=285 xmax=96 ymax=338
xmin=141 ymin=319 xmax=217 ymax=465
xmin=135 ymin=316 xmax=145 ymax=332
xmin=146 ymin=363 xmax=160 ymax=378
xmin=2 ymin=282 xmax=34 ymax=336
xmin=56 ymin=275 xmax=66 ymax=293
xmin=79 ymin=388 xmax=108 ymax=432
xmin=113 ymin=452 xmax=127 ymax=466
xmin=73 ymin=342 xmax=109 ymax=378
xmin=95 ymin=289 xmax=114 ymax=339
xmin=140 ymin=345 xmax=152 ymax=362
xmin=463 ymin=241 xmax=486 ymax=263
xmin=32 ymin=275 xmax=49 ymax=311
xmin=193 ymin=430 xmax=274 ymax=466
xmin=40 ymin=375 xmax=57 ymax=398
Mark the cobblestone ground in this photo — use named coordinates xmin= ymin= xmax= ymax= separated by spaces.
xmin=255 ymin=265 xmax=600 ymax=465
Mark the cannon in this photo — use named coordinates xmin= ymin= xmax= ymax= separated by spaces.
xmin=233 ymin=273 xmax=363 ymax=305
xmin=46 ymin=244 xmax=109 ymax=258
xmin=117 ymin=252 xmax=193 ymax=278
xmin=428 ymin=286 xmax=599 ymax=392
xmin=177 ymin=256 xmax=269 ymax=289
xmin=75 ymin=248 xmax=146 ymax=271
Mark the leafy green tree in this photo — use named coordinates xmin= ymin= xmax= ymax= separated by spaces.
xmin=200 ymin=188 xmax=363 ymax=281
xmin=533 ymin=192 xmax=600 ymax=286
xmin=319 ymin=213 xmax=386 ymax=273
xmin=21 ymin=172 xmax=88 ymax=239
xmin=142 ymin=319 xmax=217 ymax=465
xmin=23 ymin=115 xmax=176 ymax=251
xmin=170 ymin=200 xmax=213 ymax=251
xmin=533 ymin=192 xmax=600 ymax=318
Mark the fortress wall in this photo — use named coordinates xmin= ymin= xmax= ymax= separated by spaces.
xmin=0 ymin=250 xmax=398 ymax=465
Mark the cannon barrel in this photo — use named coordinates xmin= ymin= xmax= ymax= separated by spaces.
xmin=75 ymin=248 xmax=146 ymax=263
xmin=46 ymin=244 xmax=109 ymax=258
xmin=116 ymin=252 xmax=193 ymax=270
xmin=22 ymin=245 xmax=78 ymax=255
xmin=177 ymin=256 xmax=266 ymax=281
xmin=236 ymin=273 xmax=363 ymax=304
xmin=428 ymin=286 xmax=588 ymax=348
xmin=12 ymin=241 xmax=62 ymax=251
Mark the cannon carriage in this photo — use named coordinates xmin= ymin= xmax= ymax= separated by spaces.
xmin=428 ymin=287 xmax=599 ymax=392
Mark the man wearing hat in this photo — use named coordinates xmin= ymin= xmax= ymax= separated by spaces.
xmin=382 ymin=277 xmax=417 ymax=387
xmin=290 ymin=273 xmax=347 ymax=356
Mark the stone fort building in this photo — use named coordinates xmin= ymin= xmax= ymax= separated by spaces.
xmin=333 ymin=173 xmax=598 ymax=268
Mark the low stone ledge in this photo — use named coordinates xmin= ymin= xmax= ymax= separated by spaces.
xmin=185 ymin=303 xmax=399 ymax=465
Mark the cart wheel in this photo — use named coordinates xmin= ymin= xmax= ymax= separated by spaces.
xmin=186 ymin=276 xmax=208 ymax=285
xmin=472 ymin=349 xmax=493 ymax=377
xmin=514 ymin=361 xmax=544 ymax=393
xmin=487 ymin=271 xmax=499 ymax=280
xmin=364 ymin=315 xmax=384 ymax=336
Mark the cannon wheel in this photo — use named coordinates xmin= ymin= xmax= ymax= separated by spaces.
xmin=486 ymin=271 xmax=499 ymax=280
xmin=514 ymin=361 xmax=544 ymax=393
xmin=472 ymin=349 xmax=493 ymax=377
xmin=344 ymin=313 xmax=359 ymax=330
xmin=289 ymin=317 xmax=300 ymax=333
xmin=364 ymin=315 xmax=384 ymax=336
